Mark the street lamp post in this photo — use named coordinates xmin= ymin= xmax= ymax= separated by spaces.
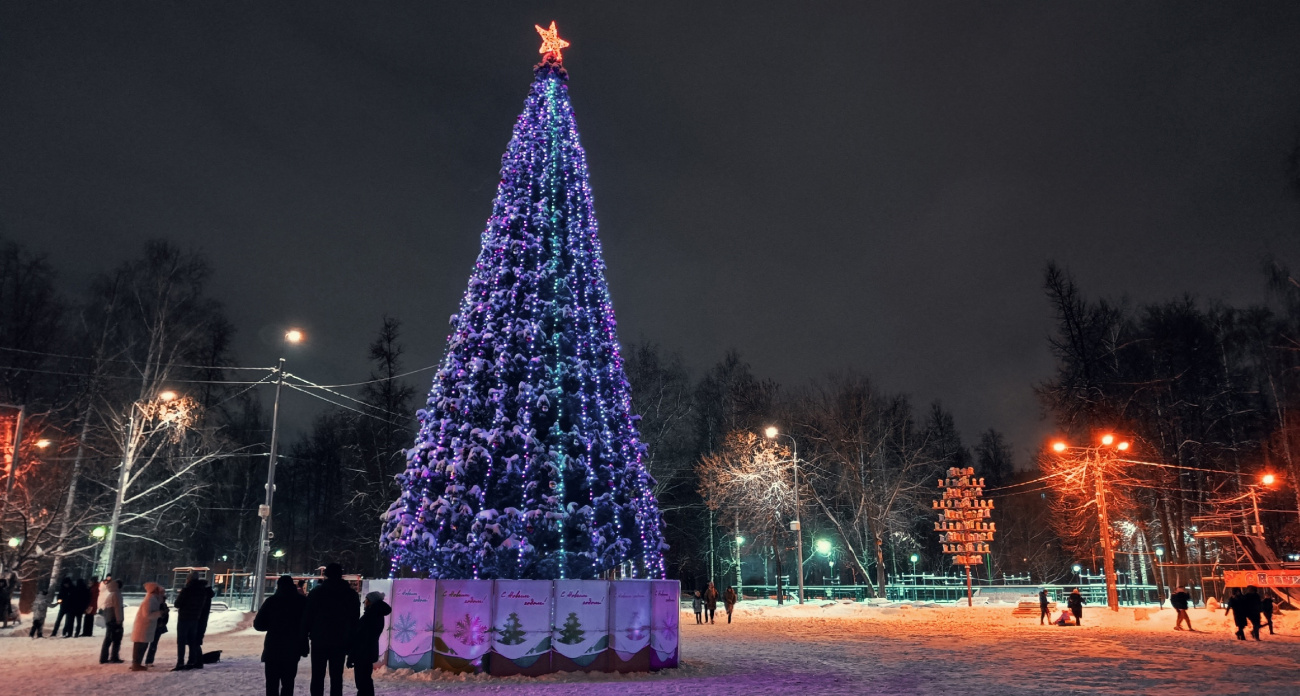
xmin=1154 ymin=547 xmax=1168 ymax=606
xmin=765 ymin=426 xmax=804 ymax=604
xmin=252 ymin=329 xmax=303 ymax=612
xmin=910 ymin=553 xmax=919 ymax=601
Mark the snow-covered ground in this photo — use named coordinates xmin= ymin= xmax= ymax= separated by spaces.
xmin=2 ymin=599 xmax=1298 ymax=695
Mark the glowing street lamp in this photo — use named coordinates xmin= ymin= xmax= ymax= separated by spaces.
xmin=254 ymin=328 xmax=306 ymax=611
xmin=91 ymin=526 xmax=107 ymax=540
xmin=7 ymin=537 xmax=20 ymax=548
xmin=1262 ymin=473 xmax=1276 ymax=487
xmin=35 ymin=439 xmax=51 ymax=449
xmin=764 ymin=425 xmax=804 ymax=604
xmin=1050 ymin=436 xmax=1128 ymax=611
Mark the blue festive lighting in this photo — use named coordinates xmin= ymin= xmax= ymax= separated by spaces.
xmin=381 ymin=42 xmax=667 ymax=580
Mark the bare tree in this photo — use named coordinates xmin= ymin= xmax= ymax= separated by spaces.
xmin=799 ymin=374 xmax=944 ymax=597
xmin=697 ymin=431 xmax=795 ymax=603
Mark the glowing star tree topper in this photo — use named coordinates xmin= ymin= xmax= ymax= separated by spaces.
xmin=535 ymin=21 xmax=570 ymax=62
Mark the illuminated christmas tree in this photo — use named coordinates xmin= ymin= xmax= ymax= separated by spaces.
xmin=382 ymin=23 xmax=667 ymax=580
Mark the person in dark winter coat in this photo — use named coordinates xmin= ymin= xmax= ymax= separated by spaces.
xmin=703 ymin=582 xmax=718 ymax=625
xmin=146 ymin=591 xmax=170 ymax=665
xmin=1038 ymin=589 xmax=1050 ymax=625
xmin=1067 ymin=589 xmax=1085 ymax=625
xmin=302 ymin=563 xmax=359 ymax=696
xmin=51 ymin=577 xmax=74 ymax=636
xmin=348 ymin=591 xmax=391 ymax=696
xmin=174 ymin=573 xmax=215 ymax=669
xmin=1171 ymin=587 xmax=1193 ymax=631
xmin=724 ymin=587 xmax=737 ymax=624
xmin=0 ymin=578 xmax=10 ymax=628
xmin=83 ymin=576 xmax=100 ymax=637
xmin=692 ymin=591 xmax=703 ymax=624
xmin=66 ymin=578 xmax=89 ymax=637
xmin=1262 ymin=594 xmax=1276 ymax=635
xmin=256 ymin=575 xmax=309 ymax=696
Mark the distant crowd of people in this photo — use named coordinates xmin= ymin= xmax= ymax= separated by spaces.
xmin=6 ymin=560 xmax=390 ymax=696
xmin=1037 ymin=584 xmax=1279 ymax=638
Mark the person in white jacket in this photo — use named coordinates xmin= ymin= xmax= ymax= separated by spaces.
xmin=130 ymin=583 xmax=165 ymax=671
xmin=98 ymin=578 xmax=125 ymax=664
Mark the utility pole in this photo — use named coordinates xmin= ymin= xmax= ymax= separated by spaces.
xmin=2 ymin=404 xmax=25 ymax=513
xmin=252 ymin=357 xmax=287 ymax=612
xmin=1093 ymin=450 xmax=1120 ymax=611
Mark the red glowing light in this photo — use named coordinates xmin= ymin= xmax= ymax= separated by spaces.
xmin=1051 ymin=441 xmax=1067 ymax=453
xmin=535 ymin=21 xmax=570 ymax=61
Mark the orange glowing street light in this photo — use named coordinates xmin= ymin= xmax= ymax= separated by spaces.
xmin=1045 ymin=433 xmax=1130 ymax=612
xmin=158 ymin=390 xmax=178 ymax=402
xmin=285 ymin=329 xmax=304 ymax=344
xmin=35 ymin=439 xmax=51 ymax=449
xmin=1262 ymin=473 xmax=1277 ymax=487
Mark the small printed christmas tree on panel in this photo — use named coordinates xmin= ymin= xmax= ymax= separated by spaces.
xmin=380 ymin=22 xmax=667 ymax=580
xmin=557 ymin=612 xmax=585 ymax=645
xmin=497 ymin=612 xmax=526 ymax=645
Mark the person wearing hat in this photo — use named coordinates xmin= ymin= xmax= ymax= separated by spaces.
xmin=1067 ymin=588 xmax=1085 ymax=626
xmin=256 ymin=575 xmax=309 ymax=696
xmin=302 ymin=563 xmax=359 ymax=696
xmin=348 ymin=591 xmax=392 ymax=696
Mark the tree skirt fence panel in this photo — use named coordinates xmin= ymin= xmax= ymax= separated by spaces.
xmin=553 ymin=579 xmax=612 ymax=672
xmin=380 ymin=579 xmax=676 ymax=677
xmin=387 ymin=579 xmax=436 ymax=671
xmin=650 ymin=580 xmax=680 ymax=669
xmin=488 ymin=580 xmax=554 ymax=676
xmin=610 ymin=581 xmax=652 ymax=672
xmin=433 ymin=579 xmax=495 ymax=674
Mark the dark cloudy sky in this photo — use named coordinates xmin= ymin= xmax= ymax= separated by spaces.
xmin=4 ymin=2 xmax=1300 ymax=459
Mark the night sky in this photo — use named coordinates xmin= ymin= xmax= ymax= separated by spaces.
xmin=4 ymin=3 xmax=1300 ymax=459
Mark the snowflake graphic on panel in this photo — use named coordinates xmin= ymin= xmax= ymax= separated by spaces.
xmin=392 ymin=613 xmax=418 ymax=644
xmin=453 ymin=613 xmax=489 ymax=646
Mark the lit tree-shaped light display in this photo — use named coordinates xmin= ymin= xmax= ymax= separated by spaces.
xmin=381 ymin=23 xmax=667 ymax=580
xmin=933 ymin=466 xmax=995 ymax=606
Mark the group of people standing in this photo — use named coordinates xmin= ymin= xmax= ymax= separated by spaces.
xmin=87 ymin=572 xmax=215 ymax=671
xmin=692 ymin=582 xmax=738 ymax=625
xmin=1224 ymin=586 xmax=1276 ymax=640
xmin=23 ymin=575 xmax=100 ymax=639
xmin=254 ymin=562 xmax=390 ymax=696
xmin=1038 ymin=585 xmax=1280 ymax=639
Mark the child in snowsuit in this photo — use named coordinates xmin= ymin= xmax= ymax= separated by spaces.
xmin=29 ymin=587 xmax=50 ymax=638
xmin=692 ymin=591 xmax=703 ymax=624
